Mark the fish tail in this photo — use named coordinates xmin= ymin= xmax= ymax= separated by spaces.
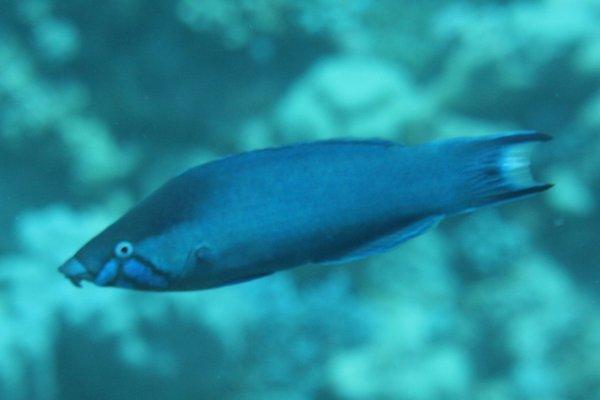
xmin=443 ymin=131 xmax=553 ymax=212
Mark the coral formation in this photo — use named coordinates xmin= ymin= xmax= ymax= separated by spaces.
xmin=275 ymin=56 xmax=427 ymax=142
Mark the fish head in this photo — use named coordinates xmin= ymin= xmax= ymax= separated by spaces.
xmin=59 ymin=226 xmax=172 ymax=291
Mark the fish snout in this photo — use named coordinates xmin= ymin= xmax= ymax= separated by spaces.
xmin=59 ymin=258 xmax=92 ymax=288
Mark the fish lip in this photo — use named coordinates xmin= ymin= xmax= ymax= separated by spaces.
xmin=68 ymin=276 xmax=83 ymax=288
xmin=59 ymin=258 xmax=92 ymax=288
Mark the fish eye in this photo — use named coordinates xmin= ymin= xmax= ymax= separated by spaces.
xmin=114 ymin=241 xmax=134 ymax=259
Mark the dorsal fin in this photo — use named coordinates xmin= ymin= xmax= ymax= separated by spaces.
xmin=316 ymin=216 xmax=443 ymax=265
xmin=311 ymin=138 xmax=397 ymax=147
xmin=207 ymin=138 xmax=398 ymax=167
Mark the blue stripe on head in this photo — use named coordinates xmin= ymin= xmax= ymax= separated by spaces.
xmin=123 ymin=259 xmax=169 ymax=289
xmin=95 ymin=260 xmax=119 ymax=286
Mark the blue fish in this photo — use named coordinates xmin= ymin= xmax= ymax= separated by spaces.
xmin=59 ymin=131 xmax=552 ymax=291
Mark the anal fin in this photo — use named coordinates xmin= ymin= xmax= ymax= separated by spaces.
xmin=317 ymin=216 xmax=443 ymax=265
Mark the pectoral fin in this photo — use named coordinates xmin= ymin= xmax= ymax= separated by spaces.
xmin=186 ymin=244 xmax=215 ymax=268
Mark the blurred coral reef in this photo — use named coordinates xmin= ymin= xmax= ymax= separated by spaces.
xmin=1 ymin=0 xmax=598 ymax=399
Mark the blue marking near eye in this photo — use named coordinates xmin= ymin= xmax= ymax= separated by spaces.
xmin=95 ymin=260 xmax=119 ymax=286
xmin=123 ymin=259 xmax=169 ymax=289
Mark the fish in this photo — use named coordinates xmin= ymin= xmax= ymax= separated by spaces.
xmin=58 ymin=131 xmax=552 ymax=291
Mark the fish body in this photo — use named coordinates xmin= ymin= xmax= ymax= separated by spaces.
xmin=59 ymin=131 xmax=552 ymax=291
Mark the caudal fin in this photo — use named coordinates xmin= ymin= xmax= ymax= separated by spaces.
xmin=449 ymin=131 xmax=553 ymax=211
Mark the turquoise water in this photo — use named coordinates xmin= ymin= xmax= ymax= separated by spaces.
xmin=1 ymin=1 xmax=599 ymax=399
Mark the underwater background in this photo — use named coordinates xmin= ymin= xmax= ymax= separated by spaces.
xmin=1 ymin=0 xmax=599 ymax=399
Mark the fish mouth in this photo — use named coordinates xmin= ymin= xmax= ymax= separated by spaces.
xmin=58 ymin=258 xmax=93 ymax=288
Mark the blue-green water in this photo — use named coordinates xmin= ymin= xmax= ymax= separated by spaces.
xmin=1 ymin=1 xmax=599 ymax=399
